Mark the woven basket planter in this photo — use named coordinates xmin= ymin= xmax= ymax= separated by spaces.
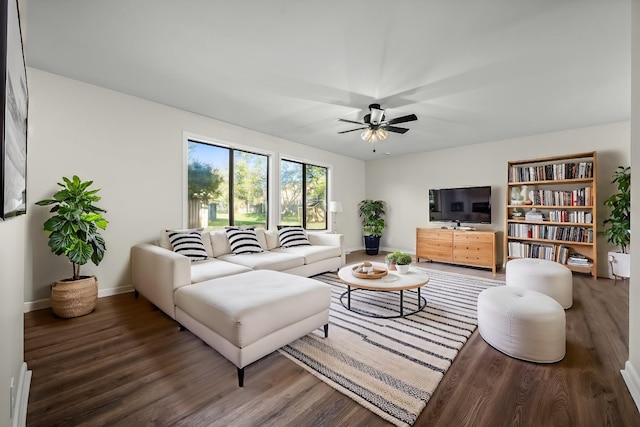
xmin=51 ymin=275 xmax=98 ymax=318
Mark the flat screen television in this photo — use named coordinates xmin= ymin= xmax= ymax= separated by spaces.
xmin=429 ymin=186 xmax=492 ymax=224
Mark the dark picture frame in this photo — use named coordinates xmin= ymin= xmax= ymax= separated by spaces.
xmin=0 ymin=0 xmax=27 ymax=219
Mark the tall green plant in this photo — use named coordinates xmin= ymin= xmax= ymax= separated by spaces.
xmin=35 ymin=176 xmax=109 ymax=280
xmin=358 ymin=199 xmax=386 ymax=237
xmin=603 ymin=166 xmax=630 ymax=254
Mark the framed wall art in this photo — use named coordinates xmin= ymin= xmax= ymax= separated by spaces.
xmin=0 ymin=0 xmax=27 ymax=219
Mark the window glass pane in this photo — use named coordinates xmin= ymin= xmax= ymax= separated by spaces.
xmin=306 ymin=164 xmax=327 ymax=230
xmin=233 ymin=151 xmax=268 ymax=228
xmin=280 ymin=160 xmax=303 ymax=225
xmin=187 ymin=141 xmax=228 ymax=230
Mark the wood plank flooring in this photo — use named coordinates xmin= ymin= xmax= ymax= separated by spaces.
xmin=24 ymin=252 xmax=640 ymax=426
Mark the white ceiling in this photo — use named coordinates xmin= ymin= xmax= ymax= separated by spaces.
xmin=23 ymin=0 xmax=630 ymax=161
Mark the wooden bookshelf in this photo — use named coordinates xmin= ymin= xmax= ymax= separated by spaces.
xmin=505 ymin=151 xmax=597 ymax=278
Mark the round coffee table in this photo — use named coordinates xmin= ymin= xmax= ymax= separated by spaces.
xmin=337 ymin=262 xmax=429 ymax=318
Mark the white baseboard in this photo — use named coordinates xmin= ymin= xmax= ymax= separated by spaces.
xmin=621 ymin=360 xmax=640 ymax=412
xmin=11 ymin=362 xmax=31 ymax=427
xmin=23 ymin=285 xmax=134 ymax=313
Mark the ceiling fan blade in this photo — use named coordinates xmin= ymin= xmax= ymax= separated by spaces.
xmin=384 ymin=126 xmax=410 ymax=134
xmin=385 ymin=114 xmax=418 ymax=125
xmin=337 ymin=118 xmax=365 ymax=125
xmin=338 ymin=127 xmax=368 ymax=134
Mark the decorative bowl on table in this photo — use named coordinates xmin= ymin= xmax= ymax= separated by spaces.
xmin=352 ymin=264 xmax=388 ymax=279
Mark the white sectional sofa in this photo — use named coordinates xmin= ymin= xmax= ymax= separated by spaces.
xmin=132 ymin=228 xmax=344 ymax=318
xmin=131 ymin=228 xmax=343 ymax=386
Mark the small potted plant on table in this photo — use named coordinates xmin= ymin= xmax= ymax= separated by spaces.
xmin=394 ymin=252 xmax=413 ymax=275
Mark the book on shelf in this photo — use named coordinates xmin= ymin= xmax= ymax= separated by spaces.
xmin=547 ymin=210 xmax=592 ymax=223
xmin=567 ymin=253 xmax=593 ymax=268
xmin=507 ymin=242 xmax=571 ymax=264
xmin=525 ymin=210 xmax=544 ymax=221
xmin=528 ymin=187 xmax=592 ymax=207
xmin=509 ymin=161 xmax=593 ymax=183
xmin=507 ymin=223 xmax=594 ymax=243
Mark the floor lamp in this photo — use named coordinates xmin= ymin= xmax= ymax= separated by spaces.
xmin=329 ymin=201 xmax=343 ymax=233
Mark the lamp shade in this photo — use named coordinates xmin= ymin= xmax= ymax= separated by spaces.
xmin=329 ymin=201 xmax=343 ymax=213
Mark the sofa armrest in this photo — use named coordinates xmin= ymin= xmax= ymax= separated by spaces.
xmin=308 ymin=233 xmax=345 ymax=266
xmin=131 ymin=243 xmax=191 ymax=319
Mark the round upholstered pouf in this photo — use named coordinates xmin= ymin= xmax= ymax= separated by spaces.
xmin=477 ymin=286 xmax=566 ymax=363
xmin=505 ymin=258 xmax=573 ymax=309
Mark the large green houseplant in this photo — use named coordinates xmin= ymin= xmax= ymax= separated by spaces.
xmin=358 ymin=199 xmax=386 ymax=255
xmin=603 ymin=166 xmax=630 ymax=279
xmin=36 ymin=176 xmax=109 ymax=317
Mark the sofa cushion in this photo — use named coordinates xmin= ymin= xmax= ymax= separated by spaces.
xmin=272 ymin=245 xmax=341 ymax=265
xmin=167 ymin=230 xmax=209 ymax=261
xmin=278 ymin=226 xmax=311 ymax=248
xmin=225 ymin=227 xmax=264 ymax=255
xmin=217 ymin=251 xmax=304 ymax=271
xmin=190 ymin=259 xmax=252 ymax=284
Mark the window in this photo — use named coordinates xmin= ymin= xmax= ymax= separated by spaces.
xmin=187 ymin=140 xmax=268 ymax=230
xmin=280 ymin=159 xmax=328 ymax=230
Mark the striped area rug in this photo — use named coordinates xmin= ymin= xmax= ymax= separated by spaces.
xmin=278 ymin=268 xmax=503 ymax=426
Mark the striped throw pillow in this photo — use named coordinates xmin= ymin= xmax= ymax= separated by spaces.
xmin=278 ymin=226 xmax=311 ymax=248
xmin=167 ymin=230 xmax=209 ymax=261
xmin=225 ymin=227 xmax=264 ymax=254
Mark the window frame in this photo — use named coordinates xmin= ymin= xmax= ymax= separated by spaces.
xmin=183 ymin=132 xmax=275 ymax=229
xmin=279 ymin=155 xmax=330 ymax=231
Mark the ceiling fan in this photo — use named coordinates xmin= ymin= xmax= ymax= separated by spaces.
xmin=337 ymin=104 xmax=418 ymax=151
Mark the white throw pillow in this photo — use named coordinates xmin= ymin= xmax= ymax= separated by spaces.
xmin=278 ymin=226 xmax=311 ymax=248
xmin=167 ymin=230 xmax=209 ymax=261
xmin=225 ymin=227 xmax=264 ymax=254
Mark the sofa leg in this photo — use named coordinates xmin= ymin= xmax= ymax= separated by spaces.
xmin=237 ymin=367 xmax=244 ymax=387
xmin=133 ymin=290 xmax=139 ymax=299
xmin=324 ymin=323 xmax=329 ymax=338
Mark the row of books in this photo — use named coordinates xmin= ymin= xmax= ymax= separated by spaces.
xmin=507 ymin=242 xmax=571 ymax=264
xmin=547 ymin=210 xmax=593 ymax=224
xmin=509 ymin=161 xmax=593 ymax=183
xmin=528 ymin=187 xmax=593 ymax=207
xmin=507 ymin=243 xmax=593 ymax=267
xmin=507 ymin=223 xmax=594 ymax=243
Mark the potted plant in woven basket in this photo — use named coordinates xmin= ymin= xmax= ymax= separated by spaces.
xmin=36 ymin=176 xmax=108 ymax=318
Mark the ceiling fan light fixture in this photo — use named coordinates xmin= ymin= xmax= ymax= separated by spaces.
xmin=361 ymin=128 xmax=373 ymax=141
xmin=361 ymin=127 xmax=388 ymax=144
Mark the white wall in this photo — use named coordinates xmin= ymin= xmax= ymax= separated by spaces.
xmin=25 ymin=68 xmax=365 ymax=302
xmin=365 ymin=122 xmax=630 ymax=277
xmin=0 ymin=216 xmax=25 ymax=426
xmin=622 ymin=0 xmax=640 ymax=411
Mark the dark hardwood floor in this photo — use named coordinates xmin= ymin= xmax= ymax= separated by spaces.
xmin=24 ymin=252 xmax=640 ymax=426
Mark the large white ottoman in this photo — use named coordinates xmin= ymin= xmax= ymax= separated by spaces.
xmin=506 ymin=258 xmax=573 ymax=309
xmin=478 ymin=286 xmax=566 ymax=363
xmin=174 ymin=270 xmax=331 ymax=386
